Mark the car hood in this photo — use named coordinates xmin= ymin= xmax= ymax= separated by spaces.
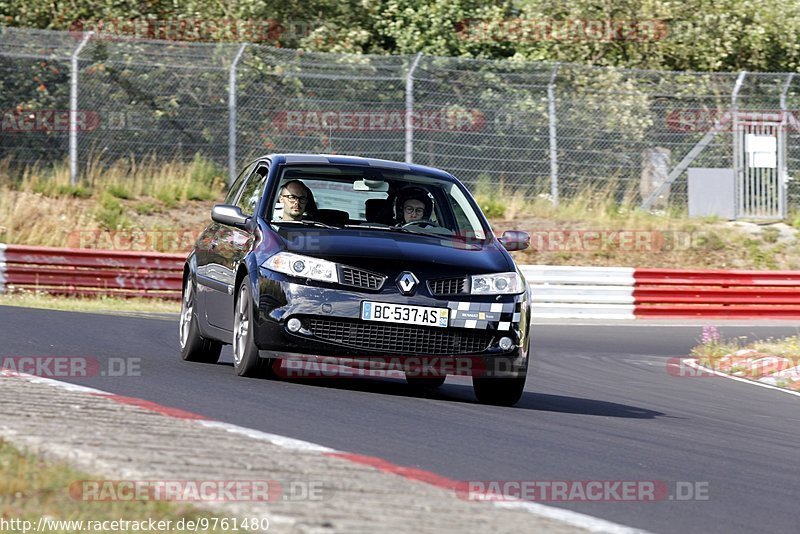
xmin=278 ymin=228 xmax=513 ymax=275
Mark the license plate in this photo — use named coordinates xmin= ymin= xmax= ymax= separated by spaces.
xmin=361 ymin=301 xmax=449 ymax=328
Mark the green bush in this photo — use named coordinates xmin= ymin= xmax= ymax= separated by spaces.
xmin=761 ymin=226 xmax=780 ymax=244
xmin=107 ymin=184 xmax=134 ymax=200
xmin=473 ymin=174 xmax=507 ymax=218
xmin=31 ymin=181 xmax=92 ymax=198
xmin=94 ymin=192 xmax=130 ymax=230
xmin=134 ymin=201 xmax=158 ymax=215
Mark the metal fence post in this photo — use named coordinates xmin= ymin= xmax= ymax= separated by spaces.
xmin=731 ymin=71 xmax=747 ymax=218
xmin=405 ymin=53 xmax=423 ymax=164
xmin=548 ymin=64 xmax=560 ymax=206
xmin=229 ymin=44 xmax=247 ymax=186
xmin=779 ymin=73 xmax=794 ymax=219
xmin=69 ymin=31 xmax=93 ymax=185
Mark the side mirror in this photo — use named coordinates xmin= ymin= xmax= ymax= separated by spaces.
xmin=499 ymin=230 xmax=530 ymax=251
xmin=211 ymin=204 xmax=250 ymax=230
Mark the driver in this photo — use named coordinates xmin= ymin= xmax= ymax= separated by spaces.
xmin=394 ymin=186 xmax=434 ymax=225
xmin=277 ymin=179 xmax=314 ymax=221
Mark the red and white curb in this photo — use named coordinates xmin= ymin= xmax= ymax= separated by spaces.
xmin=2 ymin=369 xmax=647 ymax=534
xmin=680 ymin=358 xmax=800 ymax=398
xmin=522 ymin=265 xmax=800 ymax=320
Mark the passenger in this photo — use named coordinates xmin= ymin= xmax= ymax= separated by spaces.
xmin=394 ymin=186 xmax=434 ymax=225
xmin=278 ymin=180 xmax=314 ymax=221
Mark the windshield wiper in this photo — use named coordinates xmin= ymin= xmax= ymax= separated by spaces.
xmin=348 ymin=224 xmax=418 ymax=234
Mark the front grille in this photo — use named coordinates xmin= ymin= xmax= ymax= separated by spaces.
xmin=428 ymin=277 xmax=468 ymax=295
xmin=340 ymin=266 xmax=386 ymax=290
xmin=307 ymin=318 xmax=493 ymax=355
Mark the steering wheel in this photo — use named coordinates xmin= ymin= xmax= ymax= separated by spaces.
xmin=401 ymin=219 xmax=439 ymax=229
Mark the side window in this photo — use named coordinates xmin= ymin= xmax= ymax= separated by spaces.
xmin=235 ymin=164 xmax=269 ymax=215
xmin=225 ymin=162 xmax=255 ymax=204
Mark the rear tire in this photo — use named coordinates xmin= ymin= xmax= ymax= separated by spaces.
xmin=405 ymin=374 xmax=446 ymax=389
xmin=179 ymin=277 xmax=222 ymax=363
xmin=233 ymin=280 xmax=273 ymax=378
xmin=472 ymin=375 xmax=526 ymax=406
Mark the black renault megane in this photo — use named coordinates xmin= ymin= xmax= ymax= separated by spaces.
xmin=180 ymin=154 xmax=532 ymax=406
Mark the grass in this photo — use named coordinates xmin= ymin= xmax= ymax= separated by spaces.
xmin=689 ymin=328 xmax=800 ymax=390
xmin=0 ymin=155 xmax=223 ymax=249
xmin=750 ymin=335 xmax=800 ymax=357
xmin=0 ymin=152 xmax=225 ymax=206
xmin=487 ymin=182 xmax=789 ymax=269
xmin=134 ymin=201 xmax=159 ymax=216
xmin=0 ymin=291 xmax=180 ymax=314
xmin=1 ymin=158 xmax=799 ymax=270
xmin=689 ymin=326 xmax=747 ymax=360
xmin=94 ymin=192 xmax=132 ymax=230
xmin=0 ymin=439 xmax=232 ymax=533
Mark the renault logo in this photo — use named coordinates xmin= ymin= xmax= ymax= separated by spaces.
xmin=396 ymin=271 xmax=419 ymax=295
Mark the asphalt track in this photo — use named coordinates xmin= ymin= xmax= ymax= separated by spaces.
xmin=1 ymin=305 xmax=799 ymax=533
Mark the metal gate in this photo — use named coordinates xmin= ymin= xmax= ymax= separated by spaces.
xmin=734 ymin=112 xmax=787 ymax=219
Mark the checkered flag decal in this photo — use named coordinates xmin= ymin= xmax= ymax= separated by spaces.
xmin=447 ymin=301 xmax=521 ymax=331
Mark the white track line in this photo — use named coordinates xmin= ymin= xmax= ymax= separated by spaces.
xmin=683 ymin=358 xmax=800 ymax=398
xmin=493 ymin=501 xmax=647 ymax=533
xmin=196 ymin=420 xmax=335 ymax=453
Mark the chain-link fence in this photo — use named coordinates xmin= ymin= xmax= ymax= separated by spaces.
xmin=3 ymin=25 xmax=800 ymax=213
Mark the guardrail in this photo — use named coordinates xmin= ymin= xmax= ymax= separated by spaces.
xmin=634 ymin=268 xmax=800 ymax=318
xmin=2 ymin=245 xmax=800 ymax=318
xmin=523 ymin=265 xmax=800 ymax=319
xmin=0 ymin=244 xmax=183 ymax=300
xmin=520 ymin=266 xmax=635 ymax=320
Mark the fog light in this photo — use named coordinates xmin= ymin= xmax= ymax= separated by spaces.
xmin=287 ymin=318 xmax=302 ymax=333
xmin=499 ymin=337 xmax=514 ymax=350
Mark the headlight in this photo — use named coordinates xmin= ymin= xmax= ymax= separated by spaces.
xmin=470 ymin=272 xmax=524 ymax=295
xmin=263 ymin=252 xmax=339 ymax=283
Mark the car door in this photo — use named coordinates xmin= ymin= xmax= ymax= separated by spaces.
xmin=198 ymin=161 xmax=269 ymax=330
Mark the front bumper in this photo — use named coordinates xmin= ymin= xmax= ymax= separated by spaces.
xmin=252 ymin=270 xmax=530 ymax=378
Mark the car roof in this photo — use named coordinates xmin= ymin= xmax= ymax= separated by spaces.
xmin=251 ymin=153 xmax=458 ymax=182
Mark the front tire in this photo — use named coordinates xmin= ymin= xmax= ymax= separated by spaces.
xmin=472 ymin=375 xmax=526 ymax=406
xmin=233 ymin=280 xmax=273 ymax=378
xmin=179 ymin=277 xmax=222 ymax=363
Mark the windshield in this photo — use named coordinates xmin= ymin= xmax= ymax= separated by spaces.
xmin=268 ymin=164 xmax=489 ymax=240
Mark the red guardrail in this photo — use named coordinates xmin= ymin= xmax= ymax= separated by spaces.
xmin=2 ymin=246 xmax=800 ymax=317
xmin=0 ymin=244 xmax=184 ymax=300
xmin=634 ymin=268 xmax=800 ymax=318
